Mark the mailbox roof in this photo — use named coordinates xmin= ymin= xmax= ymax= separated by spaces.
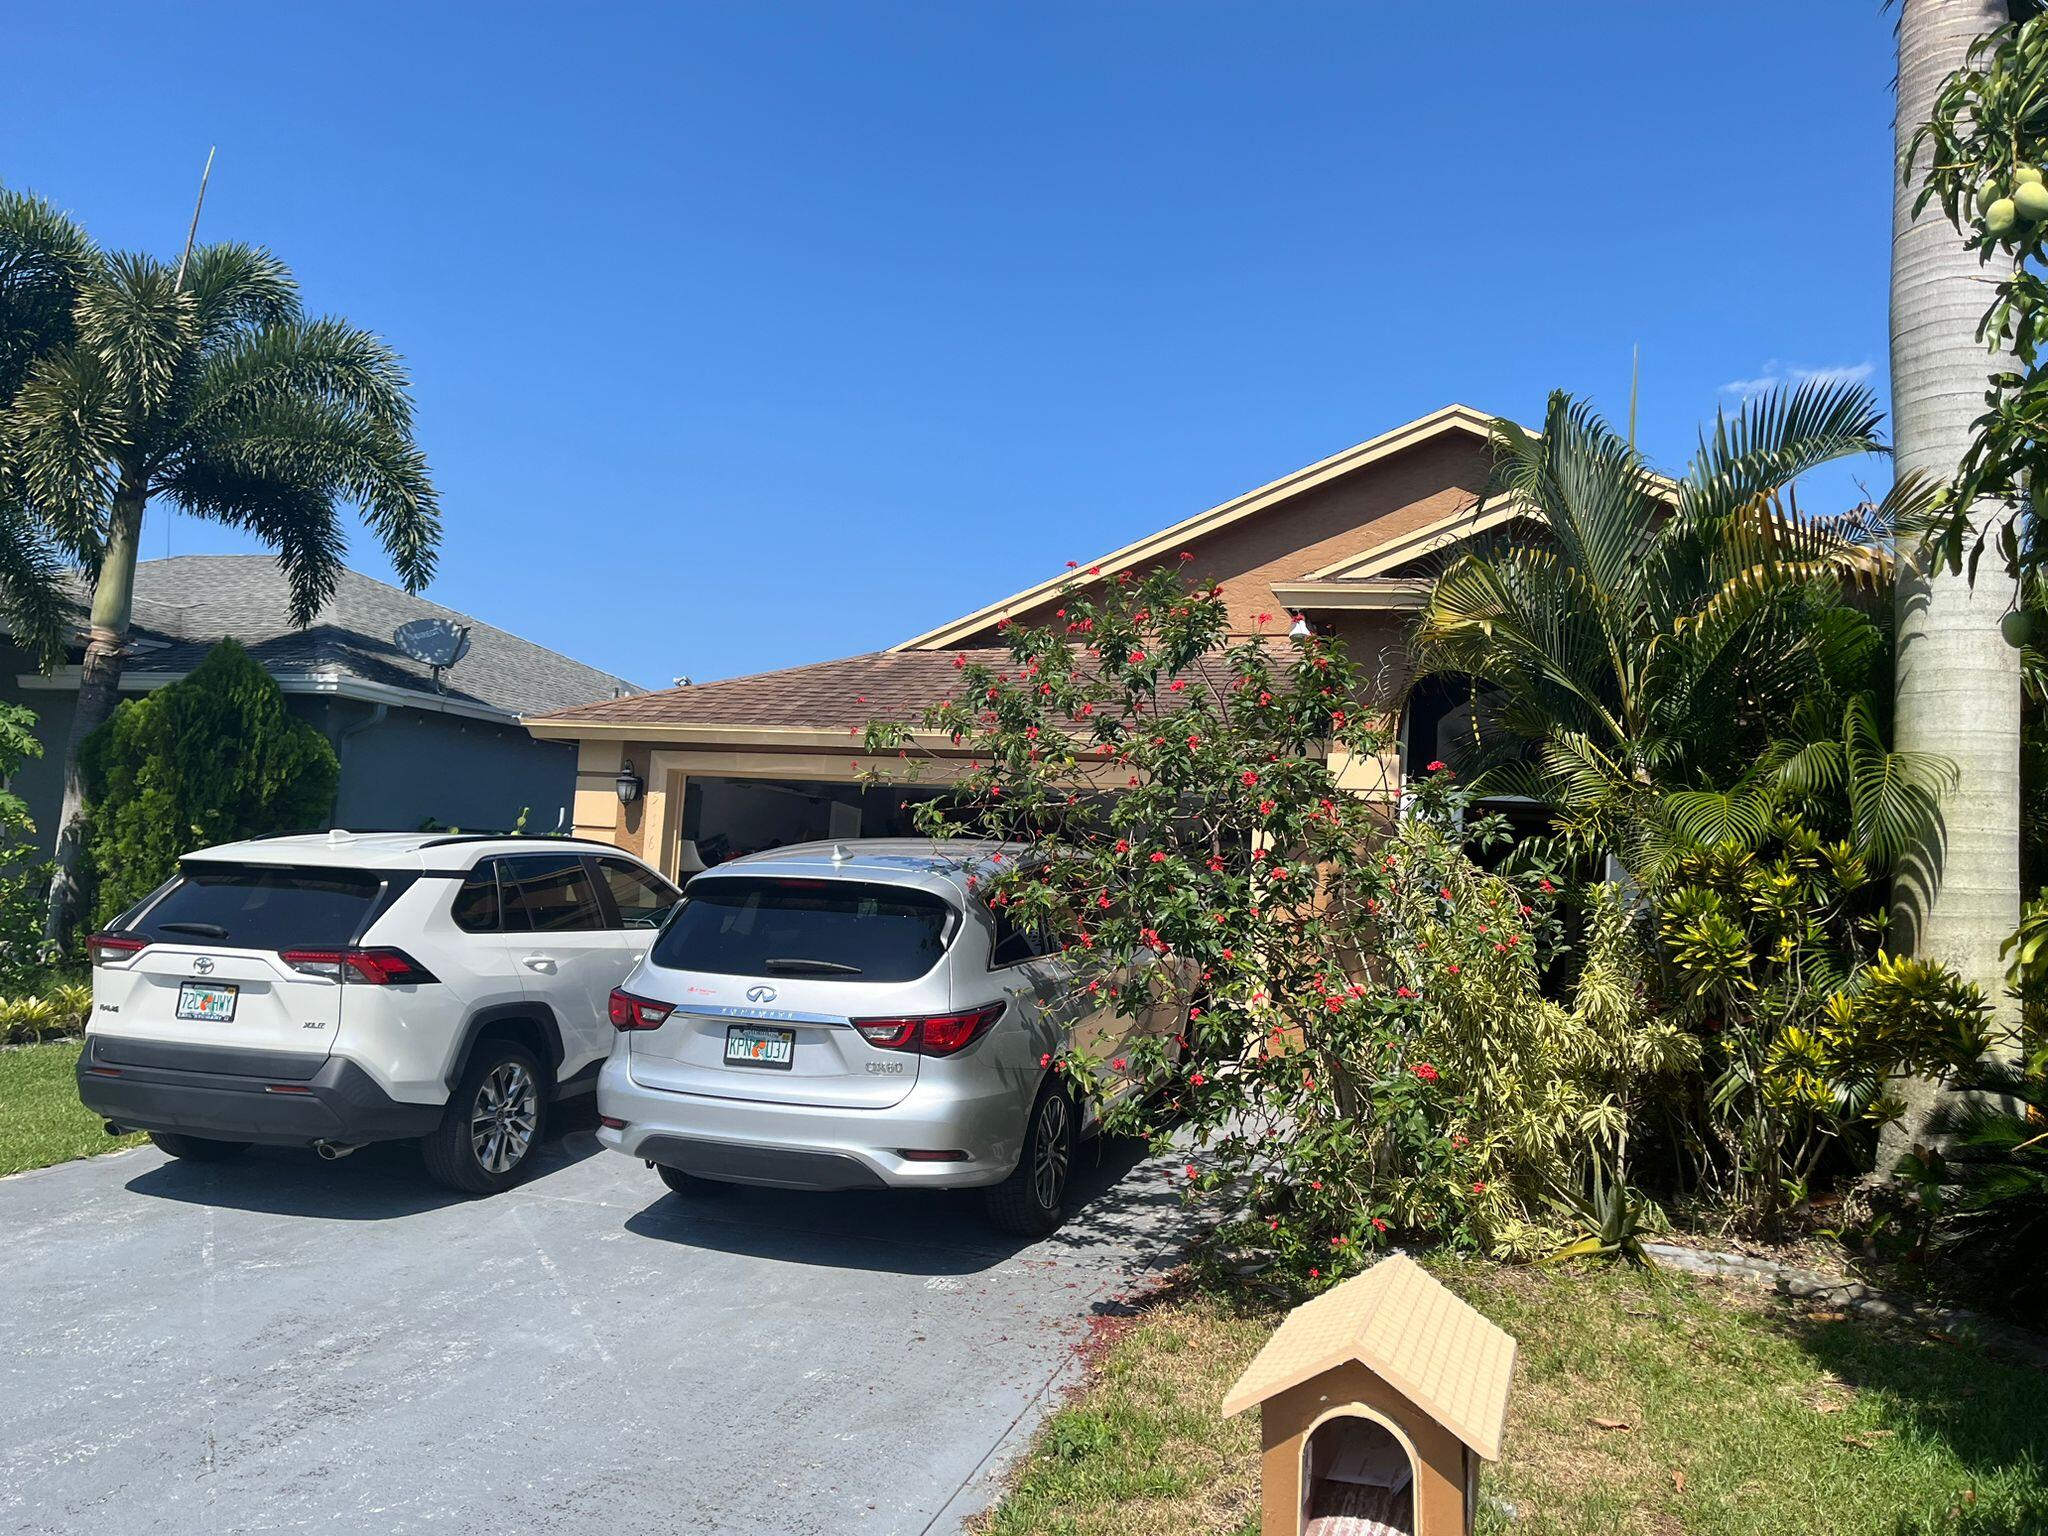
xmin=1220 ymin=1253 xmax=1516 ymax=1461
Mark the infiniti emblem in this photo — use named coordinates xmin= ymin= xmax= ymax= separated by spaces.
xmin=745 ymin=984 xmax=777 ymax=1004
xmin=192 ymin=956 xmax=215 ymax=975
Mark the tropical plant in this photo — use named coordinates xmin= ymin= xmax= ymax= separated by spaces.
xmin=0 ymin=193 xmax=439 ymax=941
xmin=1547 ymin=1156 xmax=1665 ymax=1275
xmin=1905 ymin=1045 xmax=2048 ymax=1312
xmin=0 ymin=697 xmax=49 ymax=987
xmin=1411 ymin=383 xmax=1939 ymax=884
xmin=1651 ymin=820 xmax=1991 ymax=1222
xmin=864 ymin=565 xmax=1694 ymax=1285
xmin=80 ymin=639 xmax=338 ymax=928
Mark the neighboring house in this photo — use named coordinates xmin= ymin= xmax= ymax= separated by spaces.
xmin=527 ymin=404 xmax=1532 ymax=880
xmin=0 ymin=555 xmax=641 ymax=838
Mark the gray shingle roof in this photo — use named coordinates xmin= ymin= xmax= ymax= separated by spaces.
xmin=75 ymin=556 xmax=641 ymax=720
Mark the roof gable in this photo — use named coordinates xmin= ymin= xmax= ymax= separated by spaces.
xmin=1220 ymin=1254 xmax=1516 ymax=1461
xmin=892 ymin=405 xmax=1501 ymax=653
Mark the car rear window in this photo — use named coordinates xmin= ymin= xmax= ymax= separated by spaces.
xmin=649 ymin=877 xmax=956 ymax=983
xmin=130 ymin=864 xmax=387 ymax=950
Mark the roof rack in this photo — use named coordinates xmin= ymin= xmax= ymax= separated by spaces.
xmin=415 ymin=833 xmax=619 ymax=851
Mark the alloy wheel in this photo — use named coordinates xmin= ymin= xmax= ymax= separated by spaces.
xmin=1032 ymin=1094 xmax=1071 ymax=1211
xmin=470 ymin=1061 xmax=538 ymax=1174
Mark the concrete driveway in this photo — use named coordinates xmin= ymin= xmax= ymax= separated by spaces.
xmin=0 ymin=1105 xmax=1185 ymax=1535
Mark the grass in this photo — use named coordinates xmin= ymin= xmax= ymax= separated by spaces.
xmin=0 ymin=1039 xmax=140 ymax=1176
xmin=975 ymin=1259 xmax=2048 ymax=1536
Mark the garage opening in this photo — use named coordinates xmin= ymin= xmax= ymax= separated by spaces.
xmin=1300 ymin=1413 xmax=1415 ymax=1535
xmin=679 ymin=777 xmax=961 ymax=866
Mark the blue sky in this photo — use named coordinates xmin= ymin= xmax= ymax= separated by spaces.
xmin=6 ymin=2 xmax=1895 ymax=688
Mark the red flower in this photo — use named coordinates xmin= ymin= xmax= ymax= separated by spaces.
xmin=1241 ymin=770 xmax=1259 ymax=786
xmin=1039 ymin=1053 xmax=1052 ymax=1067
xmin=1111 ymin=1057 xmax=1126 ymax=1070
xmin=1184 ymin=1164 xmax=1198 ymax=1180
xmin=1371 ymin=1217 xmax=1389 ymax=1233
xmin=1395 ymin=985 xmax=1414 ymax=999
xmin=1179 ymin=550 xmax=1194 ymax=561
xmin=952 ymin=654 xmax=966 ymax=669
xmin=1426 ymin=759 xmax=1447 ymax=772
xmin=1439 ymin=887 xmax=1453 ymax=901
xmin=1190 ymin=1072 xmax=1206 ymax=1086
xmin=1471 ymin=1180 xmax=1487 ymax=1195
xmin=1411 ymin=1062 xmax=1439 ymax=1083
xmin=1150 ymin=851 xmax=1168 ymax=863
xmin=1539 ymin=878 xmax=1555 ymax=893
xmin=1114 ymin=838 xmax=1130 ymax=853
xmin=1259 ymin=799 xmax=1276 ymax=816
xmin=1309 ymin=1268 xmax=1320 ymax=1278
xmin=1311 ymin=1179 xmax=1323 ymax=1190
xmin=1186 ymin=734 xmax=1201 ymax=748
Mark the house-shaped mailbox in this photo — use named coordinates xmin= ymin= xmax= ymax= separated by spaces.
xmin=1221 ymin=1254 xmax=1517 ymax=1536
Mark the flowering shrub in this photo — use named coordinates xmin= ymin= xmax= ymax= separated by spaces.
xmin=865 ymin=566 xmax=1691 ymax=1287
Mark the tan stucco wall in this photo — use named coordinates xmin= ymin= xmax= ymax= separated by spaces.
xmin=962 ymin=434 xmax=1488 ymax=643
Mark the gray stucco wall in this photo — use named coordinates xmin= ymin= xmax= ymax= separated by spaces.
xmin=0 ymin=644 xmax=575 ymax=847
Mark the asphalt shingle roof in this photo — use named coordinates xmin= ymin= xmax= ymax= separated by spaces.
xmin=85 ymin=557 xmax=640 ymax=720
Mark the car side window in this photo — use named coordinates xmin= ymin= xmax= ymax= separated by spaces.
xmin=594 ymin=856 xmax=680 ymax=930
xmin=451 ymin=859 xmax=502 ymax=933
xmin=500 ymin=854 xmax=605 ymax=933
xmin=988 ymin=905 xmax=1047 ymax=968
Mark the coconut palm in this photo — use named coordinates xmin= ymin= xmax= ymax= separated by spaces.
xmin=1888 ymin=0 xmax=2025 ymax=1147
xmin=0 ymin=198 xmax=439 ymax=940
xmin=1412 ymin=381 xmax=1945 ymax=880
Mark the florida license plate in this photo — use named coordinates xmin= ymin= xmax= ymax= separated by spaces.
xmin=724 ymin=1025 xmax=794 ymax=1070
xmin=175 ymin=981 xmax=239 ymax=1022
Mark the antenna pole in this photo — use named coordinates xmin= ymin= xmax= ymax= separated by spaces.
xmin=173 ymin=146 xmax=217 ymax=293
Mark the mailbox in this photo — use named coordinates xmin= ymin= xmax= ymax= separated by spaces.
xmin=1221 ymin=1254 xmax=1516 ymax=1536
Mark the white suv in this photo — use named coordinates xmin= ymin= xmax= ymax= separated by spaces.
xmin=76 ymin=831 xmax=681 ymax=1193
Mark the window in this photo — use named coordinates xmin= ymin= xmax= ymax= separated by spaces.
xmin=451 ymin=861 xmax=502 ymax=933
xmin=134 ymin=864 xmax=385 ymax=949
xmin=649 ymin=877 xmax=956 ymax=983
xmin=595 ymin=857 xmax=680 ymax=929
xmin=989 ymin=905 xmax=1048 ymax=967
xmin=500 ymin=855 xmax=605 ymax=932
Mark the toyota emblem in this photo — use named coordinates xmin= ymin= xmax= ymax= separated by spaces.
xmin=192 ymin=956 xmax=215 ymax=975
xmin=745 ymin=984 xmax=777 ymax=1004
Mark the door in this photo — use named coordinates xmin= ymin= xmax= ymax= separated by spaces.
xmin=497 ymin=853 xmax=636 ymax=1073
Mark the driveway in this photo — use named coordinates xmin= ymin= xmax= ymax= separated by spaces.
xmin=0 ymin=1106 xmax=1186 ymax=1535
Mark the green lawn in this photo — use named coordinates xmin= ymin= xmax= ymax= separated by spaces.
xmin=0 ymin=1039 xmax=141 ymax=1176
xmin=976 ymin=1259 xmax=2048 ymax=1536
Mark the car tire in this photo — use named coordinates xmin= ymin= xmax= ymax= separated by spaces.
xmin=148 ymin=1131 xmax=251 ymax=1162
xmin=422 ymin=1041 xmax=547 ymax=1195
xmin=983 ymin=1080 xmax=1076 ymax=1237
xmin=653 ymin=1162 xmax=731 ymax=1198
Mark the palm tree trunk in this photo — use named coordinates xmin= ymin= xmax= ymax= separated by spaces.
xmin=44 ymin=475 xmax=146 ymax=943
xmin=1887 ymin=0 xmax=2023 ymax=1158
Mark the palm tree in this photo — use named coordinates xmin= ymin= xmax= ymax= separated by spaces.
xmin=1889 ymin=0 xmax=2024 ymax=1145
xmin=1412 ymin=381 xmax=1942 ymax=881
xmin=0 ymin=198 xmax=440 ymax=940
xmin=0 ymin=190 xmax=98 ymax=661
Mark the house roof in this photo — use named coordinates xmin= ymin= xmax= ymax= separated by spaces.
xmin=1220 ymin=1253 xmax=1517 ymax=1461
xmin=527 ymin=648 xmax=1013 ymax=735
xmin=891 ymin=404 xmax=1503 ymax=653
xmin=75 ymin=556 xmax=641 ymax=723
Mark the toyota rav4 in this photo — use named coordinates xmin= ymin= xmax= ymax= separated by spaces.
xmin=76 ymin=831 xmax=681 ymax=1193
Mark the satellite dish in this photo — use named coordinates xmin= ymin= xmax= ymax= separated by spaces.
xmin=393 ymin=618 xmax=471 ymax=690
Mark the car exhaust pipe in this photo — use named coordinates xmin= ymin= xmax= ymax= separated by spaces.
xmin=314 ymin=1141 xmax=360 ymax=1161
xmin=103 ymin=1121 xmax=129 ymax=1137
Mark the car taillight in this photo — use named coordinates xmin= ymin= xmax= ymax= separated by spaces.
xmin=608 ymin=988 xmax=674 ymax=1030
xmin=279 ymin=948 xmax=438 ymax=985
xmin=852 ymin=1002 xmax=1005 ymax=1057
xmin=86 ymin=933 xmax=149 ymax=966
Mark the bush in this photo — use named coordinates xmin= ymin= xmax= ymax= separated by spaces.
xmin=866 ymin=566 xmax=1694 ymax=1286
xmin=0 ymin=700 xmax=50 ymax=985
xmin=81 ymin=638 xmax=338 ymax=928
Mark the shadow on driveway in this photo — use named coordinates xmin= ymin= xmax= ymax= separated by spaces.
xmin=119 ymin=1095 xmax=606 ymax=1221
xmin=620 ymin=1131 xmax=1185 ymax=1277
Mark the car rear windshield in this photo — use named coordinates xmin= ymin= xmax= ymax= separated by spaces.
xmin=649 ymin=877 xmax=956 ymax=983
xmin=129 ymin=864 xmax=387 ymax=950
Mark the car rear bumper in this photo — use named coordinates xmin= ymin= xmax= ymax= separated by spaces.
xmin=595 ymin=1053 xmax=1028 ymax=1189
xmin=76 ymin=1035 xmax=442 ymax=1147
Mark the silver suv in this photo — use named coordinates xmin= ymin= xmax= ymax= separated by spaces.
xmin=594 ymin=840 xmax=1186 ymax=1234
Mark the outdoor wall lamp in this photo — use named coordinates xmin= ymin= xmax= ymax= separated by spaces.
xmin=615 ymin=759 xmax=644 ymax=805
